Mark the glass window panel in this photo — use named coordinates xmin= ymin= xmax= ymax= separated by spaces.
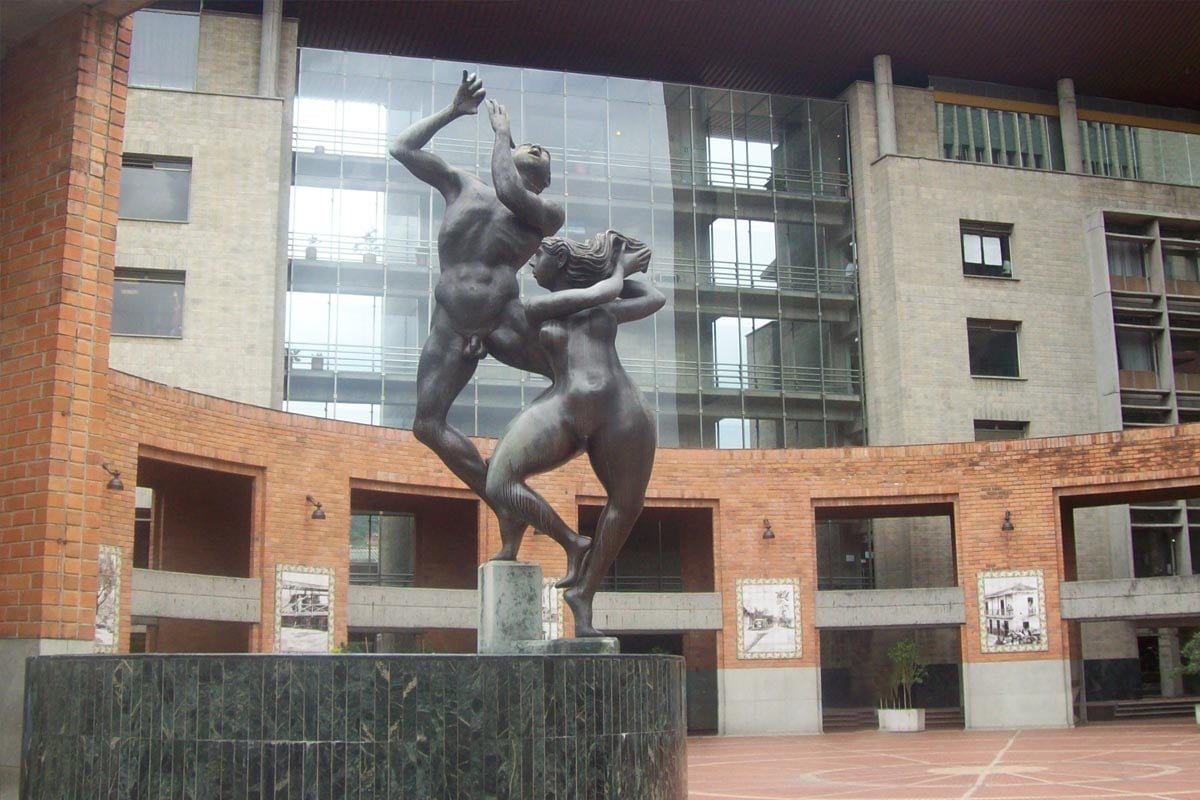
xmin=118 ymin=157 xmax=191 ymax=221
xmin=128 ymin=10 xmax=198 ymax=89
xmin=289 ymin=49 xmax=860 ymax=449
xmin=112 ymin=270 xmax=185 ymax=337
xmin=967 ymin=320 xmax=1020 ymax=377
xmin=982 ymin=235 xmax=1003 ymax=266
xmin=1165 ymin=248 xmax=1200 ymax=282
xmin=962 ymin=233 xmax=983 ymax=264
xmin=1116 ymin=330 xmax=1156 ymax=372
xmin=1106 ymin=238 xmax=1147 ymax=277
xmin=301 ymin=49 xmax=343 ymax=75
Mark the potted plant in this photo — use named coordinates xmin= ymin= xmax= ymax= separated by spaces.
xmin=356 ymin=229 xmax=381 ymax=264
xmin=1181 ymin=630 xmax=1200 ymax=729
xmin=878 ymin=637 xmax=928 ymax=732
xmin=305 ymin=235 xmax=319 ymax=260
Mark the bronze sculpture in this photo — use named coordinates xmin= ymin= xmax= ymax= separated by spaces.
xmin=390 ymin=72 xmax=663 ymax=636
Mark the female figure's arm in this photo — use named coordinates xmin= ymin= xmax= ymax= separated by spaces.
xmin=522 ymin=270 xmax=624 ymax=327
xmin=609 ymin=279 xmax=667 ymax=323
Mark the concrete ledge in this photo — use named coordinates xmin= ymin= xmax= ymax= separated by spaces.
xmin=814 ymin=587 xmax=965 ymax=628
xmin=593 ymin=592 xmax=722 ymax=631
xmin=1060 ymin=575 xmax=1200 ymax=620
xmin=719 ymin=666 xmax=820 ymax=734
xmin=347 ymin=585 xmax=478 ymax=630
xmin=963 ymin=659 xmax=1072 ymax=729
xmin=131 ymin=568 xmax=260 ymax=623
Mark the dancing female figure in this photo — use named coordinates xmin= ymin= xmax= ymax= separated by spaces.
xmin=484 ymin=230 xmax=665 ymax=636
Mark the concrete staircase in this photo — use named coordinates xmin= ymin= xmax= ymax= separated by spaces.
xmin=1112 ymin=697 xmax=1198 ymax=719
xmin=823 ymin=707 xmax=965 ymax=731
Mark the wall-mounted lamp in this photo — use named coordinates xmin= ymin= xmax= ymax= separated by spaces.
xmin=761 ymin=518 xmax=776 ymax=540
xmin=306 ymin=495 xmax=326 ymax=520
xmin=101 ymin=463 xmax=124 ymax=491
xmin=1001 ymin=510 xmax=1014 ymax=532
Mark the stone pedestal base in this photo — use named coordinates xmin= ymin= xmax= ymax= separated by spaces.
xmin=477 ymin=560 xmax=543 ymax=654
xmin=22 ymin=654 xmax=687 ymax=799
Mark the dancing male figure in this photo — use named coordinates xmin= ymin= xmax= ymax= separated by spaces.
xmin=389 ymin=72 xmax=586 ymax=558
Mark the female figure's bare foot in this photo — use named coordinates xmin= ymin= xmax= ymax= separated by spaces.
xmin=564 ymin=586 xmax=603 ymax=637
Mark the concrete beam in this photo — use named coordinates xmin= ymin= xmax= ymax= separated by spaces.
xmin=814 ymin=587 xmax=965 ymax=628
xmin=131 ymin=568 xmax=260 ymax=623
xmin=347 ymin=586 xmax=478 ymax=630
xmin=593 ymin=592 xmax=722 ymax=632
xmin=1060 ymin=575 xmax=1200 ymax=620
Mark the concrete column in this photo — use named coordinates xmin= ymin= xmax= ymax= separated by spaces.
xmin=1057 ymin=78 xmax=1083 ymax=173
xmin=257 ymin=0 xmax=281 ymax=97
xmin=1158 ymin=628 xmax=1184 ymax=697
xmin=873 ymin=54 xmax=898 ymax=157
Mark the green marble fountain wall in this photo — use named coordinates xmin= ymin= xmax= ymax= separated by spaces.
xmin=21 ymin=654 xmax=686 ymax=799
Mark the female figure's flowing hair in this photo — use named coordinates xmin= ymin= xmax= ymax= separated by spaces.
xmin=538 ymin=230 xmax=652 ymax=288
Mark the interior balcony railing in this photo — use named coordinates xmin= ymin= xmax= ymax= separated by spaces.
xmin=817 ymin=575 xmax=876 ymax=591
xmin=289 ymin=233 xmax=857 ymax=301
xmin=349 ymin=562 xmax=416 ymax=588
xmin=292 ymin=127 xmax=851 ymax=198
xmin=285 ymin=340 xmax=863 ymax=400
xmin=599 ymin=574 xmax=684 ymax=592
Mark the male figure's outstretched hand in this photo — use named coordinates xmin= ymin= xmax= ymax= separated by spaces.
xmin=453 ymin=70 xmax=485 ymax=116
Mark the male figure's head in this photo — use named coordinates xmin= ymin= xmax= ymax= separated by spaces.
xmin=514 ymin=143 xmax=552 ymax=193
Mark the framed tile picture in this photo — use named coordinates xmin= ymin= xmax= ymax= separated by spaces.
xmin=275 ymin=564 xmax=334 ymax=653
xmin=977 ymin=569 xmax=1048 ymax=653
xmin=94 ymin=545 xmax=121 ymax=653
xmin=736 ymin=577 xmax=801 ymax=659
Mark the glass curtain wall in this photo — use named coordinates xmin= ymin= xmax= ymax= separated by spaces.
xmin=285 ymin=50 xmax=862 ymax=448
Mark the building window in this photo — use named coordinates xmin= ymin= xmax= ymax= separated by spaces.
xmin=112 ymin=269 xmax=185 ymax=337
xmin=974 ymin=420 xmax=1028 ymax=441
xmin=937 ymin=103 xmax=1063 ymax=171
xmin=1106 ymin=235 xmax=1149 ymax=279
xmin=1079 ymin=121 xmax=1139 ymax=179
xmin=1115 ymin=329 xmax=1157 ymax=373
xmin=967 ymin=319 xmax=1020 ymax=378
xmin=961 ymin=223 xmax=1012 ymax=278
xmin=349 ymin=512 xmax=415 ymax=587
xmin=119 ymin=156 xmax=192 ymax=222
xmin=1164 ymin=245 xmax=1200 ymax=284
xmin=128 ymin=8 xmax=199 ymax=90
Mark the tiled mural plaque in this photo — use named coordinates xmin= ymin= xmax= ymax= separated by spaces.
xmin=977 ymin=568 xmax=1048 ymax=653
xmin=735 ymin=577 xmax=801 ymax=659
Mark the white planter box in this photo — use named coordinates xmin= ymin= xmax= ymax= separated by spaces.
xmin=878 ymin=708 xmax=925 ymax=732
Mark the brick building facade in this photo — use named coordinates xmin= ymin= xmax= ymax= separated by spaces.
xmin=4 ymin=1 xmax=1200 ymax=795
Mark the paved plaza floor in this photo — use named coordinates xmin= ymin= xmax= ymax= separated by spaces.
xmin=687 ymin=719 xmax=1200 ymax=799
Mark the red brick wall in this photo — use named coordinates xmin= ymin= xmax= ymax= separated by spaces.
xmin=0 ymin=8 xmax=129 ymax=641
xmin=100 ymin=370 xmax=1200 ymax=668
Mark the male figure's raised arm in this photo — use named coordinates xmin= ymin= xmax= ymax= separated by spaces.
xmin=487 ymin=101 xmax=564 ymax=236
xmin=389 ymin=71 xmax=484 ymax=201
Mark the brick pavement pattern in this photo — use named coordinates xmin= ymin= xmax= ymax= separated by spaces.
xmin=688 ymin=720 xmax=1200 ymax=799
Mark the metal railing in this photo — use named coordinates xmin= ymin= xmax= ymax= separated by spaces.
xmin=292 ymin=126 xmax=850 ymax=198
xmin=598 ymin=575 xmax=684 ymax=592
xmin=285 ymin=341 xmax=862 ymax=398
xmin=289 ymin=234 xmax=857 ymax=299
xmin=349 ymin=563 xmax=415 ymax=588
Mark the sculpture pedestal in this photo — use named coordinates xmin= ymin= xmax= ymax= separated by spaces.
xmin=477 ymin=560 xmax=543 ymax=654
xmin=477 ymin=560 xmax=619 ymax=654
xmin=22 ymin=654 xmax=687 ymax=799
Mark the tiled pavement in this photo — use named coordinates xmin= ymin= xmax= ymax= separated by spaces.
xmin=687 ymin=719 xmax=1200 ymax=799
